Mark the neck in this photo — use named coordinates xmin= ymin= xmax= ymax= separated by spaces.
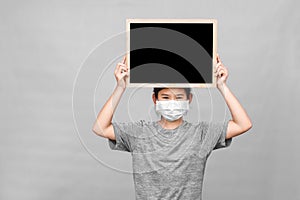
xmin=159 ymin=117 xmax=183 ymax=129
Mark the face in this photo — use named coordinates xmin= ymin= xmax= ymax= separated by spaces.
xmin=152 ymin=88 xmax=193 ymax=104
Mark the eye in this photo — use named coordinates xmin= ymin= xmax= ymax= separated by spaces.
xmin=162 ymin=97 xmax=169 ymax=99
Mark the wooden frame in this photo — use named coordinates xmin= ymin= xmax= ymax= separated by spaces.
xmin=126 ymin=18 xmax=218 ymax=88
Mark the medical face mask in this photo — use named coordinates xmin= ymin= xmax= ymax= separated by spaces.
xmin=155 ymin=100 xmax=189 ymax=122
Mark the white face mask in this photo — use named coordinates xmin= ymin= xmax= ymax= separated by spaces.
xmin=155 ymin=100 xmax=189 ymax=122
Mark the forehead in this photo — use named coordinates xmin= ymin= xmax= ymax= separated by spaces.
xmin=158 ymin=88 xmax=187 ymax=95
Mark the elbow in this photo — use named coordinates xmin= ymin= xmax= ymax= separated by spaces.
xmin=92 ymin=127 xmax=101 ymax=136
xmin=92 ymin=121 xmax=111 ymax=138
xmin=243 ymin=120 xmax=253 ymax=132
xmin=92 ymin=124 xmax=105 ymax=137
xmin=92 ymin=128 xmax=100 ymax=136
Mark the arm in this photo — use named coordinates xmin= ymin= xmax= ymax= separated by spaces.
xmin=92 ymin=56 xmax=128 ymax=140
xmin=215 ymin=55 xmax=252 ymax=139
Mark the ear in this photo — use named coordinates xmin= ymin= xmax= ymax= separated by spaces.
xmin=188 ymin=93 xmax=193 ymax=104
xmin=152 ymin=93 xmax=157 ymax=104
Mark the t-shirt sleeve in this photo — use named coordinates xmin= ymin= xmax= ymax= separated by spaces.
xmin=108 ymin=121 xmax=141 ymax=152
xmin=212 ymin=120 xmax=232 ymax=150
xmin=200 ymin=120 xmax=232 ymax=156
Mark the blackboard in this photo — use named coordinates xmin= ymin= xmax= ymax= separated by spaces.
xmin=126 ymin=19 xmax=217 ymax=87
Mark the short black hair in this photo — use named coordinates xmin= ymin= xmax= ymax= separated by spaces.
xmin=153 ymin=87 xmax=191 ymax=99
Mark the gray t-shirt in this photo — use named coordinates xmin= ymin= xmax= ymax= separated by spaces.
xmin=108 ymin=120 xmax=232 ymax=200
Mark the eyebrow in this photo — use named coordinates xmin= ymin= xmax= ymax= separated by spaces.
xmin=160 ymin=93 xmax=184 ymax=96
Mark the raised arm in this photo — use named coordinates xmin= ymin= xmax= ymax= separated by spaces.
xmin=92 ymin=55 xmax=128 ymax=140
xmin=215 ymin=55 xmax=252 ymax=139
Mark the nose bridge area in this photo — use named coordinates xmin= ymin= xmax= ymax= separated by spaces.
xmin=169 ymin=95 xmax=177 ymax=101
xmin=169 ymin=90 xmax=178 ymax=100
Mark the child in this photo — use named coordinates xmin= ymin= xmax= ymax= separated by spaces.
xmin=92 ymin=55 xmax=252 ymax=200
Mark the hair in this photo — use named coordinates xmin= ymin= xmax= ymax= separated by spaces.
xmin=153 ymin=87 xmax=191 ymax=99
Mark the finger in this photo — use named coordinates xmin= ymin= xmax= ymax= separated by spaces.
xmin=218 ymin=65 xmax=227 ymax=74
xmin=218 ymin=69 xmax=227 ymax=77
xmin=118 ymin=63 xmax=127 ymax=67
xmin=116 ymin=68 xmax=128 ymax=77
xmin=214 ymin=63 xmax=223 ymax=72
xmin=116 ymin=63 xmax=127 ymax=73
xmin=119 ymin=66 xmax=128 ymax=73
xmin=214 ymin=70 xmax=222 ymax=78
xmin=119 ymin=70 xmax=129 ymax=79
xmin=115 ymin=62 xmax=124 ymax=73
xmin=216 ymin=65 xmax=223 ymax=74
xmin=119 ymin=65 xmax=128 ymax=70
xmin=216 ymin=54 xmax=221 ymax=63
xmin=122 ymin=55 xmax=127 ymax=64
xmin=219 ymin=69 xmax=224 ymax=76
xmin=216 ymin=66 xmax=224 ymax=74
xmin=214 ymin=65 xmax=219 ymax=73
xmin=115 ymin=64 xmax=125 ymax=74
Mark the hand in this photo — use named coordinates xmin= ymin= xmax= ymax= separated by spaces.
xmin=114 ymin=55 xmax=128 ymax=89
xmin=214 ymin=54 xmax=228 ymax=90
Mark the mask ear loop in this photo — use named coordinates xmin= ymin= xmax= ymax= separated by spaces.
xmin=154 ymin=104 xmax=161 ymax=119
xmin=182 ymin=100 xmax=190 ymax=121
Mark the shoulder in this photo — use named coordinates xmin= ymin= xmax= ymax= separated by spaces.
xmin=190 ymin=120 xmax=227 ymax=128
xmin=112 ymin=119 xmax=147 ymax=127
xmin=187 ymin=121 xmax=227 ymax=134
xmin=112 ymin=120 xmax=153 ymax=137
xmin=188 ymin=121 xmax=208 ymax=130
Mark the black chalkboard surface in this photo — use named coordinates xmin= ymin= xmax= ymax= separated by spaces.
xmin=126 ymin=19 xmax=217 ymax=87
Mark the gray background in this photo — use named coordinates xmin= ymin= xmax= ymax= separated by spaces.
xmin=1 ymin=0 xmax=300 ymax=199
